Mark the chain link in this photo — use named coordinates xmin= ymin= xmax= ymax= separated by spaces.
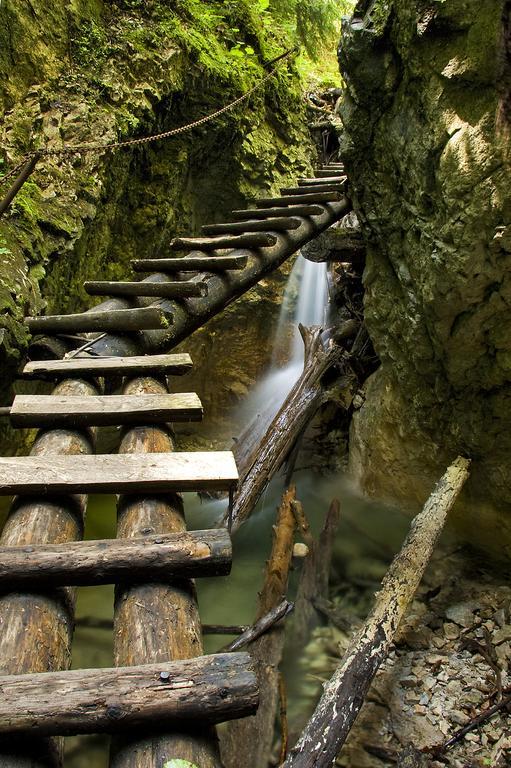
xmin=0 ymin=50 xmax=294 ymax=186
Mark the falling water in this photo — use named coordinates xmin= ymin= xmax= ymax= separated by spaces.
xmin=234 ymin=251 xmax=329 ymax=446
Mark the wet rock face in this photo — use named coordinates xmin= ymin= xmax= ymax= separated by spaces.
xmin=339 ymin=0 xmax=511 ymax=554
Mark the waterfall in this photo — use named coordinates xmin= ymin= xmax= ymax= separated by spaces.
xmin=234 ymin=252 xmax=329 ymax=445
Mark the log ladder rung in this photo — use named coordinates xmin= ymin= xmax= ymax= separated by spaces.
xmin=7 ymin=392 xmax=203 ymax=428
xmin=201 ymin=216 xmax=301 ymax=236
xmin=0 ymin=653 xmax=258 ymax=737
xmin=0 ymin=451 xmax=238 ymax=494
xmin=0 ymin=529 xmax=232 ymax=587
xmin=255 ymin=191 xmax=343 ymax=208
xmin=25 ymin=307 xmax=174 ymax=335
xmin=312 ymin=169 xmax=346 ymax=178
xmin=84 ymin=280 xmax=208 ymax=299
xmin=170 ymin=232 xmax=277 ymax=251
xmin=281 ymin=183 xmax=344 ymax=195
xmin=132 ymin=254 xmax=248 ymax=273
xmin=21 ymin=353 xmax=194 ymax=380
xmin=298 ymin=176 xmax=346 ymax=186
xmin=230 ymin=204 xmax=325 ymax=220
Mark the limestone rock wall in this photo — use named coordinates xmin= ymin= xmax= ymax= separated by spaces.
xmin=0 ymin=0 xmax=314 ymax=452
xmin=338 ymin=0 xmax=511 ymax=555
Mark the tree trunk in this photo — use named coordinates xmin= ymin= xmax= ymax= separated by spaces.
xmin=283 ymin=457 xmax=471 ymax=768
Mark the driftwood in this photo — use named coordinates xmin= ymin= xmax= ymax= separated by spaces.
xmin=284 ymin=456 xmax=471 ymax=768
xmin=222 ymin=486 xmax=297 ymax=768
xmin=223 ymin=326 xmax=343 ymax=532
xmin=291 ymin=499 xmax=341 ymax=651
xmin=223 ymin=599 xmax=294 ymax=652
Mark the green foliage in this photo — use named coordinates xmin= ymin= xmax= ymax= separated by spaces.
xmin=267 ymin=0 xmax=354 ymax=60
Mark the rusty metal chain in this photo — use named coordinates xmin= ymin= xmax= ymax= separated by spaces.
xmin=0 ymin=49 xmax=295 ymax=186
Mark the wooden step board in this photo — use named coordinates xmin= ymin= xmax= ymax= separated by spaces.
xmin=255 ymin=191 xmax=343 ymax=208
xmin=132 ymin=255 xmax=248 ymax=273
xmin=0 ymin=529 xmax=231 ymax=587
xmin=25 ymin=307 xmax=173 ymax=335
xmin=312 ymin=169 xmax=345 ymax=178
xmin=0 ymin=451 xmax=238 ymax=494
xmin=170 ymin=232 xmax=277 ymax=251
xmin=201 ymin=216 xmax=301 ymax=236
xmin=231 ymin=204 xmax=324 ymax=220
xmin=281 ymin=184 xmax=343 ymax=195
xmin=21 ymin=353 xmax=193 ymax=381
xmin=298 ymin=176 xmax=345 ymax=185
xmin=0 ymin=653 xmax=258 ymax=736
xmin=8 ymin=392 xmax=203 ymax=428
xmin=84 ymin=280 xmax=208 ymax=299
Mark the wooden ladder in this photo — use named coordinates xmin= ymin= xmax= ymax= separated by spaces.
xmin=0 ymin=164 xmax=345 ymax=766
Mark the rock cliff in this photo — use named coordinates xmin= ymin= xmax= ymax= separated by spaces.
xmin=338 ymin=0 xmax=511 ymax=555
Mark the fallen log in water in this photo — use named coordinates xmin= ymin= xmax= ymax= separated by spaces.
xmin=221 ymin=486 xmax=298 ymax=768
xmin=221 ymin=326 xmax=344 ymax=532
xmin=282 ymin=456 xmax=471 ymax=768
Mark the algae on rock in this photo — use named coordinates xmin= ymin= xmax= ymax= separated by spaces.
xmin=338 ymin=0 xmax=511 ymax=555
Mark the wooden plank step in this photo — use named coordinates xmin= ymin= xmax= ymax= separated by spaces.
xmin=0 ymin=529 xmax=231 ymax=587
xmin=25 ymin=307 xmax=173 ymax=335
xmin=0 ymin=652 xmax=257 ymax=736
xmin=21 ymin=353 xmax=193 ymax=381
xmin=298 ymin=176 xmax=345 ymax=185
xmin=84 ymin=280 xmax=207 ymax=299
xmin=255 ymin=191 xmax=343 ymax=208
xmin=132 ymin=255 xmax=248 ymax=273
xmin=281 ymin=183 xmax=343 ymax=195
xmin=312 ymin=169 xmax=345 ymax=178
xmin=8 ymin=392 xmax=203 ymax=428
xmin=201 ymin=216 xmax=301 ymax=236
xmin=0 ymin=451 xmax=238 ymax=494
xmin=170 ymin=232 xmax=277 ymax=251
xmin=231 ymin=204 xmax=324 ymax=220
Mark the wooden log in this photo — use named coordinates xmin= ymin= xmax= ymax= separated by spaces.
xmin=25 ymin=307 xmax=174 ymax=334
xmin=231 ymin=205 xmax=324 ymax=220
xmin=281 ymin=184 xmax=343 ymax=195
xmin=222 ymin=487 xmax=297 ymax=768
xmin=111 ymin=375 xmax=224 ymax=768
xmin=132 ymin=255 xmax=248 ymax=273
xmin=9 ymin=392 xmax=203 ymax=428
xmin=298 ymin=177 xmax=345 ymax=186
xmin=170 ymin=233 xmax=277 ymax=251
xmin=58 ymin=199 xmax=351 ymax=360
xmin=255 ymin=192 xmax=342 ymax=208
xmin=201 ymin=217 xmax=301 ymax=235
xmin=290 ymin=499 xmax=341 ymax=652
xmin=0 ymin=377 xmax=98 ymax=768
xmin=311 ymin=169 xmax=345 ymax=178
xmin=0 ymin=451 xmax=239 ymax=495
xmin=222 ymin=326 xmax=343 ymax=531
xmin=0 ymin=653 xmax=258 ymax=737
xmin=282 ymin=457 xmax=471 ymax=768
xmin=84 ymin=281 xmax=208 ymax=299
xmin=0 ymin=529 xmax=232 ymax=587
xmin=21 ymin=353 xmax=193 ymax=381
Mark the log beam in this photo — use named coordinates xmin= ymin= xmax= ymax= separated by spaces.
xmin=283 ymin=457 xmax=471 ymax=768
xmin=0 ymin=530 xmax=232 ymax=587
xmin=110 ymin=375 xmax=225 ymax=768
xmin=0 ymin=653 xmax=258 ymax=737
